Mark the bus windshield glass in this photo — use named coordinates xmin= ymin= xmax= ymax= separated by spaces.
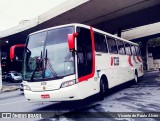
xmin=23 ymin=26 xmax=75 ymax=81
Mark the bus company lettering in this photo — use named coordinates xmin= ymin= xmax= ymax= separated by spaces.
xmin=111 ymin=57 xmax=119 ymax=66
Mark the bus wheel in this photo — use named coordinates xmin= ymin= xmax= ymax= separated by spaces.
xmin=134 ymin=71 xmax=138 ymax=84
xmin=99 ymin=79 xmax=105 ymax=100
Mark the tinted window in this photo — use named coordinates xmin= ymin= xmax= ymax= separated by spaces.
xmin=77 ymin=27 xmax=93 ymax=78
xmin=131 ymin=45 xmax=136 ymax=56
xmin=94 ymin=32 xmax=108 ymax=52
xmin=28 ymin=32 xmax=46 ymax=49
xmin=135 ymin=46 xmax=141 ymax=56
xmin=107 ymin=37 xmax=118 ymax=54
xmin=117 ymin=40 xmax=125 ymax=55
xmin=44 ymin=27 xmax=75 ymax=78
xmin=46 ymin=27 xmax=73 ymax=45
xmin=23 ymin=27 xmax=75 ymax=81
xmin=125 ymin=43 xmax=132 ymax=55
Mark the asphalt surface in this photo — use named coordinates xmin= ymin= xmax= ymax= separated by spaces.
xmin=2 ymin=80 xmax=21 ymax=86
xmin=1 ymin=80 xmax=21 ymax=92
xmin=0 ymin=71 xmax=160 ymax=121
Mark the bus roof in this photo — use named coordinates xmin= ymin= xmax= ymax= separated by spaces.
xmin=29 ymin=23 xmax=138 ymax=46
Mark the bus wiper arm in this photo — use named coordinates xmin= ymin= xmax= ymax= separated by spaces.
xmin=30 ymin=51 xmax=43 ymax=81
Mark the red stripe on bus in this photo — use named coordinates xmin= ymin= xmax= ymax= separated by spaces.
xmin=137 ymin=56 xmax=142 ymax=62
xmin=111 ymin=57 xmax=114 ymax=66
xmin=128 ymin=56 xmax=133 ymax=66
xmin=78 ymin=27 xmax=95 ymax=82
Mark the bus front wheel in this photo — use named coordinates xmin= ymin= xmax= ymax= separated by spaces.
xmin=134 ymin=71 xmax=138 ymax=84
xmin=98 ymin=78 xmax=106 ymax=100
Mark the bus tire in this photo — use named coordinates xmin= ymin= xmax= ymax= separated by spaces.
xmin=99 ymin=78 xmax=106 ymax=100
xmin=134 ymin=70 xmax=138 ymax=84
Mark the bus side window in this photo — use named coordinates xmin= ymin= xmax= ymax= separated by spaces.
xmin=125 ymin=42 xmax=132 ymax=55
xmin=94 ymin=32 xmax=108 ymax=53
xmin=135 ymin=46 xmax=141 ymax=56
xmin=107 ymin=37 xmax=118 ymax=54
xmin=131 ymin=44 xmax=136 ymax=56
xmin=117 ymin=39 xmax=125 ymax=55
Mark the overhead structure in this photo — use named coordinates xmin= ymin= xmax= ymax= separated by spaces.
xmin=122 ymin=22 xmax=160 ymax=40
xmin=1 ymin=0 xmax=160 ymax=39
xmin=0 ymin=0 xmax=160 ymax=73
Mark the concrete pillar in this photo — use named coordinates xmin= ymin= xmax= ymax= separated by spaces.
xmin=141 ymin=41 xmax=149 ymax=70
xmin=146 ymin=41 xmax=149 ymax=70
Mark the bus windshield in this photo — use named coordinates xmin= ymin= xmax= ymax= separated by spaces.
xmin=23 ymin=26 xmax=75 ymax=81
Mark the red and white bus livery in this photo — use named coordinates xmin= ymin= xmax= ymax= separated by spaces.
xmin=23 ymin=23 xmax=143 ymax=102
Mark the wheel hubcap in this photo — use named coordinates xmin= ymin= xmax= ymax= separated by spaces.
xmin=102 ymin=83 xmax=105 ymax=93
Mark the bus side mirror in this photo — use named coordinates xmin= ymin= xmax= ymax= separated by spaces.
xmin=68 ymin=33 xmax=78 ymax=52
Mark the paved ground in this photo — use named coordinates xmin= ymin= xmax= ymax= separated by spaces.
xmin=0 ymin=71 xmax=160 ymax=121
xmin=1 ymin=81 xmax=20 ymax=92
xmin=2 ymin=80 xmax=21 ymax=86
xmin=101 ymin=71 xmax=160 ymax=112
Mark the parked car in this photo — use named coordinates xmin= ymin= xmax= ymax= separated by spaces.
xmin=8 ymin=71 xmax=18 ymax=74
xmin=5 ymin=71 xmax=22 ymax=83
xmin=2 ymin=72 xmax=7 ymax=80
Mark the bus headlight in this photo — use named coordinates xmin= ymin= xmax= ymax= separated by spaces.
xmin=24 ymin=85 xmax=31 ymax=91
xmin=61 ymin=80 xmax=76 ymax=88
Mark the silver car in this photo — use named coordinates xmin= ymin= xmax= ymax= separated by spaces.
xmin=6 ymin=72 xmax=22 ymax=83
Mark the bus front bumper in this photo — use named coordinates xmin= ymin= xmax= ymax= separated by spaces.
xmin=24 ymin=84 xmax=83 ymax=102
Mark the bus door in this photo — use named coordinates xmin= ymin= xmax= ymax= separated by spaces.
xmin=75 ymin=27 xmax=97 ymax=94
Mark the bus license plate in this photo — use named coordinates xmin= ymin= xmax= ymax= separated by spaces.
xmin=41 ymin=94 xmax=50 ymax=98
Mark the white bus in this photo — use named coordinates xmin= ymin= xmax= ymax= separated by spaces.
xmin=23 ymin=23 xmax=143 ymax=102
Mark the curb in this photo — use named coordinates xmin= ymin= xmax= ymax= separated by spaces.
xmin=1 ymin=86 xmax=20 ymax=93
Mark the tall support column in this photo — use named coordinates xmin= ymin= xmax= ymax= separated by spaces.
xmin=141 ymin=40 xmax=149 ymax=71
xmin=146 ymin=41 xmax=149 ymax=70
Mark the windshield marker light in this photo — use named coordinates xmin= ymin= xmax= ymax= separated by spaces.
xmin=61 ymin=80 xmax=76 ymax=88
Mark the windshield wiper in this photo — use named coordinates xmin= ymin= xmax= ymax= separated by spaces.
xmin=30 ymin=51 xmax=43 ymax=81
xmin=44 ymin=49 xmax=58 ymax=78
